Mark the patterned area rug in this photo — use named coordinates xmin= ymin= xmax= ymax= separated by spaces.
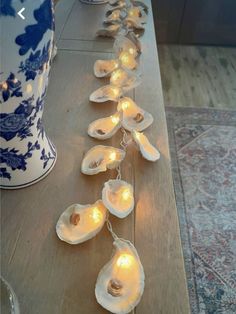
xmin=166 ymin=107 xmax=236 ymax=314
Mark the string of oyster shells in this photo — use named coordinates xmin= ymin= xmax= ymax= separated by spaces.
xmin=55 ymin=1 xmax=158 ymax=313
xmin=97 ymin=0 xmax=148 ymax=38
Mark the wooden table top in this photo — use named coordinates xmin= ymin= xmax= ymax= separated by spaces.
xmin=1 ymin=1 xmax=190 ymax=313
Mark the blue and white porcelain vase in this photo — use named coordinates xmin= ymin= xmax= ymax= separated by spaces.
xmin=0 ymin=0 xmax=57 ymax=189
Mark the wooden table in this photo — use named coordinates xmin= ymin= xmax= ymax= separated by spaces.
xmin=1 ymin=1 xmax=190 ymax=313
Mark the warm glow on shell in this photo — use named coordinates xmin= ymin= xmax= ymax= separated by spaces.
xmin=56 ymin=200 xmax=107 ymax=245
xmin=95 ymin=238 xmax=145 ymax=314
xmin=117 ymin=97 xmax=153 ymax=131
xmin=119 ymin=51 xmax=137 ymax=70
xmin=102 ymin=179 xmax=134 ymax=218
xmin=88 ymin=112 xmax=122 ymax=140
xmin=81 ymin=146 xmax=125 ymax=175
xmin=94 ymin=59 xmax=119 ymax=78
xmin=132 ymin=130 xmax=160 ymax=162
xmin=89 ymin=85 xmax=122 ymax=103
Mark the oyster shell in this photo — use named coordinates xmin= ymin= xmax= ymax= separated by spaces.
xmin=94 ymin=59 xmax=119 ymax=78
xmin=56 ymin=200 xmax=107 ymax=245
xmin=127 ymin=6 xmax=147 ymax=24
xmin=132 ymin=130 xmax=160 ymax=161
xmin=126 ymin=31 xmax=142 ymax=54
xmin=131 ymin=0 xmax=149 ymax=13
xmin=110 ymin=68 xmax=141 ymax=91
xmin=88 ymin=112 xmax=122 ymax=140
xmin=118 ymin=51 xmax=138 ymax=70
xmin=90 ymin=85 xmax=123 ymax=103
xmin=117 ymin=97 xmax=153 ymax=131
xmin=114 ymin=35 xmax=139 ymax=57
xmin=81 ymin=145 xmax=125 ymax=175
xmin=95 ymin=238 xmax=145 ymax=314
xmin=102 ymin=179 xmax=134 ymax=218
xmin=96 ymin=24 xmax=121 ymax=38
xmin=124 ymin=17 xmax=145 ymax=30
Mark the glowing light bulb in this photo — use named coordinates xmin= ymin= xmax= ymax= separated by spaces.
xmin=111 ymin=86 xmax=120 ymax=97
xmin=109 ymin=151 xmax=116 ymax=161
xmin=134 ymin=131 xmax=141 ymax=140
xmin=122 ymin=188 xmax=131 ymax=201
xmin=111 ymin=115 xmax=120 ymax=124
xmin=91 ymin=207 xmax=102 ymax=224
xmin=128 ymin=7 xmax=140 ymax=18
xmin=128 ymin=48 xmax=135 ymax=55
xmin=121 ymin=101 xmax=129 ymax=110
xmin=119 ymin=52 xmax=130 ymax=64
xmin=117 ymin=254 xmax=133 ymax=268
xmin=111 ymin=69 xmax=122 ymax=82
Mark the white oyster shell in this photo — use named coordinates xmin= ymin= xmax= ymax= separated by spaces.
xmin=132 ymin=130 xmax=160 ymax=161
xmin=94 ymin=59 xmax=119 ymax=78
xmin=95 ymin=238 xmax=145 ymax=314
xmin=102 ymin=179 xmax=134 ymax=218
xmin=131 ymin=0 xmax=149 ymax=13
xmin=110 ymin=68 xmax=141 ymax=91
xmin=81 ymin=145 xmax=126 ymax=175
xmin=117 ymin=97 xmax=153 ymax=131
xmin=114 ymin=35 xmax=139 ymax=57
xmin=56 ymin=200 xmax=107 ymax=245
xmin=118 ymin=51 xmax=138 ymax=70
xmin=96 ymin=24 xmax=121 ymax=38
xmin=88 ymin=112 xmax=122 ymax=140
xmin=127 ymin=7 xmax=147 ymax=24
xmin=90 ymin=85 xmax=123 ymax=103
xmin=124 ymin=17 xmax=145 ymax=30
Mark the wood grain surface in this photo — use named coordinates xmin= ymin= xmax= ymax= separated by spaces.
xmin=158 ymin=45 xmax=236 ymax=109
xmin=1 ymin=1 xmax=190 ymax=313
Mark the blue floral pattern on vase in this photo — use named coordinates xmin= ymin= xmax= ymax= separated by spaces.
xmin=0 ymin=0 xmax=25 ymax=17
xmin=1 ymin=0 xmax=56 ymax=188
xmin=15 ymin=0 xmax=54 ymax=55
xmin=18 ymin=40 xmax=51 ymax=81
xmin=0 ymin=72 xmax=23 ymax=102
xmin=0 ymin=141 xmax=40 ymax=180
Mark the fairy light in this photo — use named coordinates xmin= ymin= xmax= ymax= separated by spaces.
xmin=91 ymin=207 xmax=102 ymax=224
xmin=110 ymin=86 xmax=120 ymax=97
xmin=110 ymin=69 xmax=125 ymax=84
xmin=116 ymin=254 xmax=133 ymax=268
xmin=128 ymin=48 xmax=135 ymax=55
xmin=119 ymin=51 xmax=130 ymax=64
xmin=109 ymin=151 xmax=117 ymax=161
xmin=111 ymin=115 xmax=120 ymax=124
xmin=122 ymin=188 xmax=131 ymax=201
xmin=134 ymin=130 xmax=141 ymax=140
xmin=128 ymin=7 xmax=140 ymax=18
xmin=121 ymin=100 xmax=130 ymax=110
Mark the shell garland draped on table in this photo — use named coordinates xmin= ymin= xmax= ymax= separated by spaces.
xmin=56 ymin=1 xmax=160 ymax=313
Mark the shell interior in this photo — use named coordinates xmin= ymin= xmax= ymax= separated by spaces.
xmin=114 ymin=35 xmax=139 ymax=57
xmin=102 ymin=179 xmax=134 ymax=218
xmin=88 ymin=112 xmax=122 ymax=140
xmin=118 ymin=51 xmax=138 ymax=70
xmin=56 ymin=200 xmax=107 ymax=244
xmin=110 ymin=68 xmax=141 ymax=91
xmin=90 ymin=85 xmax=123 ymax=103
xmin=95 ymin=238 xmax=145 ymax=314
xmin=94 ymin=59 xmax=119 ymax=78
xmin=81 ymin=145 xmax=126 ymax=175
xmin=117 ymin=97 xmax=153 ymax=131
xmin=132 ymin=130 xmax=160 ymax=161
xmin=96 ymin=24 xmax=120 ymax=38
